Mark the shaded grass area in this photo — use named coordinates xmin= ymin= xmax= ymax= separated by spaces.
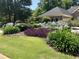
xmin=0 ymin=35 xmax=78 ymax=59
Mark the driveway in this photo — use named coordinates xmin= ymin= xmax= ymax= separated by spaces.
xmin=0 ymin=54 xmax=10 ymax=59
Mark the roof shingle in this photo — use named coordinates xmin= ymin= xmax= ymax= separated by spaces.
xmin=39 ymin=7 xmax=72 ymax=17
xmin=67 ymin=6 xmax=79 ymax=14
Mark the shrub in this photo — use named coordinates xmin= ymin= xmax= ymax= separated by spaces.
xmin=0 ymin=17 xmax=6 ymax=27
xmin=3 ymin=26 xmax=20 ymax=34
xmin=25 ymin=23 xmax=41 ymax=28
xmin=24 ymin=28 xmax=51 ymax=37
xmin=48 ymin=29 xmax=79 ymax=56
xmin=0 ymin=17 xmax=6 ymax=23
xmin=32 ymin=24 xmax=41 ymax=28
xmin=68 ymin=20 xmax=79 ymax=27
xmin=15 ymin=23 xmax=30 ymax=31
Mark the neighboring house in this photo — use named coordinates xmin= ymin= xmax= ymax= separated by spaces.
xmin=39 ymin=7 xmax=72 ymax=22
xmin=39 ymin=6 xmax=79 ymax=21
xmin=68 ymin=6 xmax=79 ymax=20
xmin=73 ymin=0 xmax=79 ymax=5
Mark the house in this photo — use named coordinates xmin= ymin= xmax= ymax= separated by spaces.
xmin=73 ymin=0 xmax=79 ymax=5
xmin=39 ymin=7 xmax=72 ymax=22
xmin=68 ymin=6 xmax=79 ymax=19
xmin=39 ymin=6 xmax=79 ymax=21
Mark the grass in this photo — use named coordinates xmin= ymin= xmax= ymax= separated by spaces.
xmin=0 ymin=35 xmax=78 ymax=59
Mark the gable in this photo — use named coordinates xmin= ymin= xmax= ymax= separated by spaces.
xmin=39 ymin=7 xmax=72 ymax=18
xmin=67 ymin=6 xmax=79 ymax=14
xmin=72 ymin=9 xmax=79 ymax=17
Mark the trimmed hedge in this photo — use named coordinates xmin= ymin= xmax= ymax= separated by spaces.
xmin=3 ymin=26 xmax=20 ymax=34
xmin=48 ymin=29 xmax=79 ymax=56
xmin=24 ymin=28 xmax=51 ymax=37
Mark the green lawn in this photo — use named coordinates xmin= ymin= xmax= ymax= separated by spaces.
xmin=0 ymin=35 xmax=78 ymax=59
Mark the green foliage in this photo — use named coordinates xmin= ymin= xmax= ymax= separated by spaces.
xmin=34 ymin=0 xmax=73 ymax=16
xmin=3 ymin=26 xmax=20 ymax=34
xmin=0 ymin=0 xmax=32 ymax=23
xmin=68 ymin=20 xmax=79 ymax=27
xmin=15 ymin=23 xmax=41 ymax=30
xmin=32 ymin=24 xmax=41 ymax=28
xmin=27 ymin=17 xmax=42 ymax=28
xmin=33 ymin=7 xmax=43 ymax=17
xmin=25 ymin=23 xmax=41 ymax=28
xmin=0 ymin=17 xmax=6 ymax=23
xmin=15 ymin=23 xmax=30 ymax=31
xmin=48 ymin=29 xmax=79 ymax=55
xmin=61 ymin=0 xmax=73 ymax=9
xmin=20 ymin=0 xmax=32 ymax=6
xmin=27 ymin=17 xmax=43 ymax=25
xmin=16 ymin=7 xmax=32 ymax=22
xmin=42 ymin=17 xmax=51 ymax=23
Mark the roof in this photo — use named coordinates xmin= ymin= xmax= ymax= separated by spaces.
xmin=39 ymin=7 xmax=72 ymax=18
xmin=67 ymin=6 xmax=79 ymax=14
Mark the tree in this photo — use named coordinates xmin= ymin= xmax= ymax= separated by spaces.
xmin=16 ymin=7 xmax=32 ymax=22
xmin=61 ymin=0 xmax=73 ymax=9
xmin=0 ymin=0 xmax=32 ymax=23
xmin=33 ymin=0 xmax=73 ymax=16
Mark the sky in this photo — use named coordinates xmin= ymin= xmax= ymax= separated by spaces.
xmin=30 ymin=0 xmax=40 ymax=10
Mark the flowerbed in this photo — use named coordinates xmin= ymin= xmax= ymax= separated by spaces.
xmin=24 ymin=28 xmax=51 ymax=37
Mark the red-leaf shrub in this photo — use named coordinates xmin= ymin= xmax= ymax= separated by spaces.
xmin=24 ymin=28 xmax=51 ymax=37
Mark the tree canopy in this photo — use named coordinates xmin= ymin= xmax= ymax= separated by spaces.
xmin=33 ymin=0 xmax=74 ymax=16
xmin=0 ymin=0 xmax=32 ymax=23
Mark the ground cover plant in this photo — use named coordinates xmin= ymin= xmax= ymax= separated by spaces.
xmin=24 ymin=28 xmax=51 ymax=37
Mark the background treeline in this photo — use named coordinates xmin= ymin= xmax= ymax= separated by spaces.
xmin=0 ymin=0 xmax=32 ymax=23
xmin=33 ymin=0 xmax=77 ymax=16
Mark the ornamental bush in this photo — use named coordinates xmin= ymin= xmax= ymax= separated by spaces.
xmin=48 ymin=29 xmax=79 ymax=56
xmin=15 ymin=23 xmax=31 ymax=31
xmin=3 ymin=26 xmax=20 ymax=34
xmin=24 ymin=28 xmax=51 ymax=37
xmin=68 ymin=20 xmax=79 ymax=27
